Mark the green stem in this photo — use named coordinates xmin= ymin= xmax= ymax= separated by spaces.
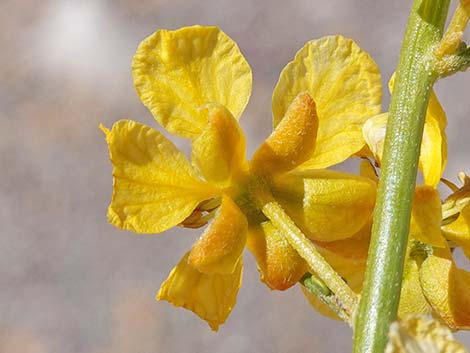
xmin=352 ymin=1 xmax=450 ymax=353
xmin=261 ymin=200 xmax=357 ymax=321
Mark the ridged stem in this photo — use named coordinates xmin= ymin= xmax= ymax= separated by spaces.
xmin=352 ymin=1 xmax=450 ymax=352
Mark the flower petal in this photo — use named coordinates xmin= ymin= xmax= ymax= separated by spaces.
xmin=247 ymin=222 xmax=307 ymax=290
xmin=420 ymin=91 xmax=448 ymax=187
xmin=251 ymin=92 xmax=318 ymax=174
xmin=314 ymin=222 xmax=371 ymax=262
xmin=410 ymin=185 xmax=447 ymax=248
xmin=101 ymin=120 xmax=217 ymax=233
xmin=191 ymin=104 xmax=247 ymax=187
xmin=420 ymin=247 xmax=470 ymax=330
xmin=398 ymin=243 xmax=432 ymax=318
xmin=157 ymin=252 xmax=243 ymax=331
xmin=399 ymin=258 xmax=432 ymax=318
xmin=366 ymin=76 xmax=448 ymax=187
xmin=271 ymin=170 xmax=376 ymax=241
xmin=272 ymin=35 xmax=382 ymax=169
xmin=132 ymin=25 xmax=252 ymax=139
xmin=188 ymin=196 xmax=247 ymax=275
xmin=442 ymin=204 xmax=470 ymax=258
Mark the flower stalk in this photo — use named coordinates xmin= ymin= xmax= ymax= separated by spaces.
xmin=434 ymin=0 xmax=470 ymax=77
xmin=435 ymin=0 xmax=470 ymax=59
xmin=352 ymin=0 xmax=450 ymax=352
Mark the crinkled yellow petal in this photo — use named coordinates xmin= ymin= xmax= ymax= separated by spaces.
xmin=271 ymin=170 xmax=376 ymax=241
xmin=272 ymin=35 xmax=382 ymax=169
xmin=420 ymin=103 xmax=447 ymax=187
xmin=188 ymin=196 xmax=247 ymax=275
xmin=191 ymin=104 xmax=247 ymax=187
xmin=410 ymin=185 xmax=447 ymax=248
xmin=157 ymin=252 xmax=243 ymax=331
xmin=246 ymin=222 xmax=307 ymax=290
xmin=302 ymin=247 xmax=365 ymax=320
xmin=442 ymin=205 xmax=470 ymax=258
xmin=399 ymin=258 xmax=432 ymax=318
xmin=386 ymin=316 xmax=467 ymax=353
xmin=387 ymin=75 xmax=447 ymax=187
xmin=398 ymin=243 xmax=432 ymax=318
xmin=101 ymin=120 xmax=217 ymax=234
xmin=251 ymin=92 xmax=318 ymax=174
xmin=420 ymin=247 xmax=470 ymax=330
xmin=132 ymin=25 xmax=252 ymax=139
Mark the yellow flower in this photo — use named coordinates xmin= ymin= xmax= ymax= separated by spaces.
xmin=363 ymin=112 xmax=470 ymax=329
xmin=102 ymin=25 xmax=381 ymax=330
xmin=362 ymin=94 xmax=470 ymax=328
xmin=361 ymin=70 xmax=470 ymax=329
xmin=418 ymin=174 xmax=470 ymax=330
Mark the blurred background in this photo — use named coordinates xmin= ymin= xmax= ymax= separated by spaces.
xmin=1 ymin=0 xmax=469 ymax=352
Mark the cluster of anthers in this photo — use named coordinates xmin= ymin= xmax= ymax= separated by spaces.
xmin=101 ymin=24 xmax=470 ymax=334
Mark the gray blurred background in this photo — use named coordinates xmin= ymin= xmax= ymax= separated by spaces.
xmin=1 ymin=0 xmax=469 ymax=352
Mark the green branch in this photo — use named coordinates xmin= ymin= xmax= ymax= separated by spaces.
xmin=352 ymin=1 xmax=450 ymax=352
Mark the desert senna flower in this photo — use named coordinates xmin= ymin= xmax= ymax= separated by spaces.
xmin=418 ymin=173 xmax=470 ymax=330
xmin=102 ymin=25 xmax=381 ymax=330
xmin=364 ymin=112 xmax=470 ymax=330
xmin=362 ymin=69 xmax=470 ymax=329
